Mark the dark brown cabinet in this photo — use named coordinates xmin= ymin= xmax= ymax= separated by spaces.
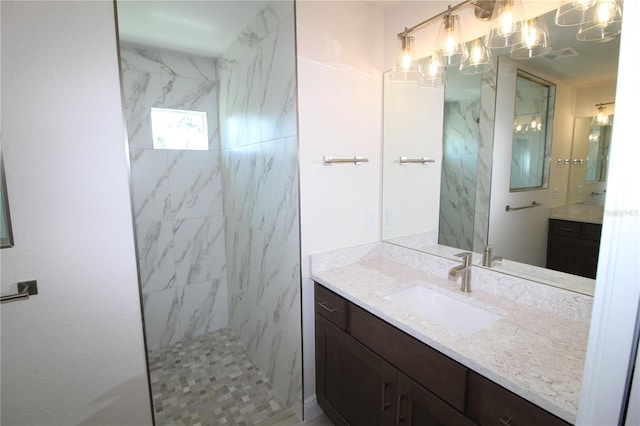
xmin=314 ymin=283 xmax=571 ymax=426
xmin=546 ymin=219 xmax=602 ymax=279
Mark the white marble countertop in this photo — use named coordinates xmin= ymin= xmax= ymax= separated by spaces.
xmin=549 ymin=204 xmax=604 ymax=224
xmin=310 ymin=242 xmax=593 ymax=424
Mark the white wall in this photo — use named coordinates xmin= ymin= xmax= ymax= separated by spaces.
xmin=296 ymin=0 xmax=384 ymax=417
xmin=0 ymin=2 xmax=152 ymax=424
xmin=577 ymin=0 xmax=640 ymax=423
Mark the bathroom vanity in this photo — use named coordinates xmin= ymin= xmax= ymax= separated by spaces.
xmin=311 ymin=243 xmax=592 ymax=425
xmin=547 ymin=206 xmax=604 ymax=279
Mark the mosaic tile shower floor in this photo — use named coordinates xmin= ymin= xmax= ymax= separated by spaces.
xmin=148 ymin=328 xmax=291 ymax=425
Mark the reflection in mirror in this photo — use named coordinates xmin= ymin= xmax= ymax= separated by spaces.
xmin=382 ymin=4 xmax=621 ymax=295
xmin=585 ymin=120 xmax=612 ymax=183
xmin=510 ymin=70 xmax=555 ymax=191
xmin=1 ymin=148 xmax=14 ymax=249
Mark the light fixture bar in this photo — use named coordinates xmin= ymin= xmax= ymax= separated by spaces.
xmin=595 ymin=101 xmax=615 ymax=107
xmin=397 ymin=0 xmax=475 ymax=38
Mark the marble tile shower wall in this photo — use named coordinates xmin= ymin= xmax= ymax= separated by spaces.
xmin=439 ymin=99 xmax=481 ymax=251
xmin=120 ymin=46 xmax=228 ymax=351
xmin=217 ymin=1 xmax=302 ymax=415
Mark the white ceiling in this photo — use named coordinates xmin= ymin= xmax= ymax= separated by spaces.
xmin=116 ymin=1 xmax=267 ymax=58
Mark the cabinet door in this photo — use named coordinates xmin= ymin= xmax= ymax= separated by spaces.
xmin=467 ymin=371 xmax=570 ymax=426
xmin=316 ymin=314 xmax=397 ymax=426
xmin=396 ymin=371 xmax=475 ymax=426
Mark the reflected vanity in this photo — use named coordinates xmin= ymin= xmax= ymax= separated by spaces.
xmin=382 ymin=5 xmax=620 ymax=294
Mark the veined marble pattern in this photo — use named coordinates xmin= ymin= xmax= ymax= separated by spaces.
xmin=121 ymin=46 xmax=228 ymax=352
xmin=473 ymin=71 xmax=497 ymax=252
xmin=439 ymin=99 xmax=481 ymax=251
xmin=218 ymin=0 xmax=302 ymax=416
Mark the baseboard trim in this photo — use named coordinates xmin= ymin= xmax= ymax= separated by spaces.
xmin=303 ymin=395 xmax=323 ymax=422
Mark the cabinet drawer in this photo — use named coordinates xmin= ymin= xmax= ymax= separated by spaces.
xmin=467 ymin=371 xmax=570 ymax=426
xmin=550 ymin=219 xmax=581 ymax=238
xmin=582 ymin=222 xmax=602 ymax=241
xmin=315 ymin=284 xmax=348 ymax=331
xmin=350 ymin=303 xmax=467 ymax=412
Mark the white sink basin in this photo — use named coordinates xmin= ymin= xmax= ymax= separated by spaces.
xmin=383 ymin=285 xmax=502 ymax=335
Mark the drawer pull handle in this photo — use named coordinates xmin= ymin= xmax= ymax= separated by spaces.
xmin=499 ymin=416 xmax=513 ymax=426
xmin=318 ymin=302 xmax=337 ymax=313
xmin=558 ymin=227 xmax=574 ymax=232
xmin=382 ymin=382 xmax=391 ymax=410
xmin=396 ymin=394 xmax=406 ymax=423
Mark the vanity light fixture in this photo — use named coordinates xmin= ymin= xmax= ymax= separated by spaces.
xmin=576 ymin=0 xmax=622 ymax=42
xmin=510 ymin=16 xmax=552 ymax=59
xmin=485 ymin=0 xmax=527 ymax=49
xmin=555 ymin=0 xmax=597 ymax=26
xmin=592 ymin=102 xmax=614 ymax=125
xmin=390 ymin=32 xmax=419 ymax=82
xmin=391 ymin=0 xmax=496 ymax=85
xmin=460 ymin=37 xmax=492 ymax=75
xmin=418 ymin=56 xmax=445 ymax=87
xmin=433 ymin=8 xmax=468 ymax=67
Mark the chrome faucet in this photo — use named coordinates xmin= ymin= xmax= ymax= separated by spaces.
xmin=481 ymin=245 xmax=503 ymax=268
xmin=448 ymin=252 xmax=473 ymax=293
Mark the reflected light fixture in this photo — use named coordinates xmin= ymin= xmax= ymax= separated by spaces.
xmin=592 ymin=102 xmax=614 ymax=125
xmin=460 ymin=37 xmax=492 ymax=75
xmin=486 ymin=0 xmax=526 ymax=48
xmin=418 ymin=56 xmax=445 ymax=88
xmin=511 ymin=17 xmax=552 ymax=59
xmin=555 ymin=0 xmax=597 ymax=26
xmin=577 ymin=0 xmax=622 ymax=42
xmin=390 ymin=32 xmax=419 ymax=82
xmin=434 ymin=8 xmax=468 ymax=67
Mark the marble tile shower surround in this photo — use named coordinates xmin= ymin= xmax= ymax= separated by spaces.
xmin=217 ymin=2 xmax=302 ymax=416
xmin=473 ymin=71 xmax=496 ymax=252
xmin=439 ymin=99 xmax=481 ymax=251
xmin=120 ymin=46 xmax=228 ymax=351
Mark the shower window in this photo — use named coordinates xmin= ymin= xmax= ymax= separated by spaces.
xmin=151 ymin=107 xmax=208 ymax=150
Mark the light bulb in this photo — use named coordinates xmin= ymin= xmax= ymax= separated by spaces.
xmin=594 ymin=0 xmax=616 ymax=25
xmin=523 ymin=20 xmax=538 ymax=49
xmin=500 ymin=6 xmax=515 ymax=36
xmin=470 ymin=44 xmax=483 ymax=63
xmin=428 ymin=58 xmax=441 ymax=77
xmin=445 ymin=32 xmax=456 ymax=55
xmin=401 ymin=51 xmax=412 ymax=70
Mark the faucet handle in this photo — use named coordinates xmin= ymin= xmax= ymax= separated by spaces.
xmin=454 ymin=252 xmax=473 ymax=266
xmin=454 ymin=251 xmax=472 ymax=258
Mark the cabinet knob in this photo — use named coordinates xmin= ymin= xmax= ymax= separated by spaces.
xmin=499 ymin=416 xmax=513 ymax=426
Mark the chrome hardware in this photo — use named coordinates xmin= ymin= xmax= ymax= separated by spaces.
xmin=323 ymin=156 xmax=368 ymax=165
xmin=399 ymin=156 xmax=435 ymax=165
xmin=505 ymin=201 xmax=542 ymax=212
xmin=1 ymin=280 xmax=38 ymax=304
xmin=482 ymin=246 xmax=503 ymax=268
xmin=449 ymin=252 xmax=473 ymax=293
xmin=318 ymin=302 xmax=337 ymax=313
xmin=498 ymin=416 xmax=513 ymax=426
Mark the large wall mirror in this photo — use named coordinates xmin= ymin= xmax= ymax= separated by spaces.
xmin=382 ymin=4 xmax=620 ymax=294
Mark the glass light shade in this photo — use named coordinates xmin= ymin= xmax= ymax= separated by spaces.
xmin=592 ymin=105 xmax=610 ymax=125
xmin=554 ymin=0 xmax=597 ymax=26
xmin=434 ymin=13 xmax=468 ymax=67
xmin=390 ymin=34 xmax=419 ymax=82
xmin=510 ymin=17 xmax=552 ymax=59
xmin=417 ymin=57 xmax=445 ymax=88
xmin=460 ymin=38 xmax=492 ymax=75
xmin=576 ymin=0 xmax=622 ymax=42
xmin=486 ymin=0 xmax=526 ymax=48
